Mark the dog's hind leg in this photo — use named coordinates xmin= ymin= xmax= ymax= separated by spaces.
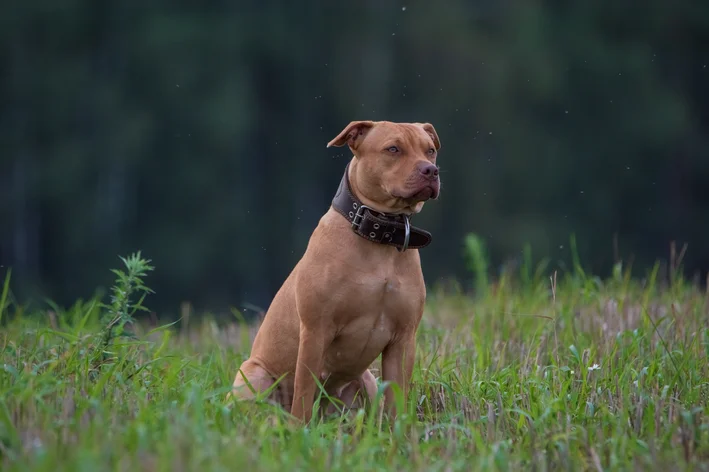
xmin=229 ymin=359 xmax=289 ymax=409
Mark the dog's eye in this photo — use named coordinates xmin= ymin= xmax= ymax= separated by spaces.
xmin=427 ymin=148 xmax=436 ymax=155
xmin=386 ymin=146 xmax=400 ymax=153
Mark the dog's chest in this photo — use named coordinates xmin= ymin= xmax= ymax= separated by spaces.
xmin=324 ymin=275 xmax=422 ymax=374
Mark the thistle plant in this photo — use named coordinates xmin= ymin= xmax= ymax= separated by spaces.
xmin=99 ymin=251 xmax=154 ymax=355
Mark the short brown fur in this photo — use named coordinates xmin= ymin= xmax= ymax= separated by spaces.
xmin=230 ymin=120 xmax=441 ymax=423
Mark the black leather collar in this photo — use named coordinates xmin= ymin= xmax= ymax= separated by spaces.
xmin=331 ymin=162 xmax=432 ymax=252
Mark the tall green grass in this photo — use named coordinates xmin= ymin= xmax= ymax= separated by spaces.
xmin=1 ymin=244 xmax=707 ymax=471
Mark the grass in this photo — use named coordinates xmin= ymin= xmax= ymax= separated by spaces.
xmin=1 ymin=246 xmax=708 ymax=471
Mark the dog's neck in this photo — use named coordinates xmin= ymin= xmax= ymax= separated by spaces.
xmin=330 ymin=162 xmax=432 ymax=252
xmin=346 ymin=160 xmax=413 ymax=217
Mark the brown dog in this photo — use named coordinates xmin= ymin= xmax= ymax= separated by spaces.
xmin=230 ymin=120 xmax=441 ymax=423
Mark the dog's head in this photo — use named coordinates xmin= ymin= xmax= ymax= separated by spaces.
xmin=327 ymin=120 xmax=441 ymax=215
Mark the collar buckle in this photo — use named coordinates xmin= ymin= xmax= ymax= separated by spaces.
xmin=351 ymin=204 xmax=370 ymax=230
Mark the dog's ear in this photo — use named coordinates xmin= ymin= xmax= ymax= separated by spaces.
xmin=417 ymin=123 xmax=441 ymax=150
xmin=326 ymin=121 xmax=375 ymax=150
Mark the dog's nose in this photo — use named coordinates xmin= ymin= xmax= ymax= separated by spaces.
xmin=419 ymin=163 xmax=439 ymax=180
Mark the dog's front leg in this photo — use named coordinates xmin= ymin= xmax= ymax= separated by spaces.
xmin=381 ymin=331 xmax=417 ymax=418
xmin=291 ymin=326 xmax=328 ymax=423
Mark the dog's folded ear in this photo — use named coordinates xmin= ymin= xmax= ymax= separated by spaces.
xmin=327 ymin=121 xmax=375 ymax=150
xmin=416 ymin=123 xmax=441 ymax=150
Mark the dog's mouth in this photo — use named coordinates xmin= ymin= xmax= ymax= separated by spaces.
xmin=396 ymin=182 xmax=440 ymax=202
xmin=410 ymin=186 xmax=436 ymax=201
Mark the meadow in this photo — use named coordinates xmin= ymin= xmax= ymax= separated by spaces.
xmin=1 ymin=241 xmax=708 ymax=471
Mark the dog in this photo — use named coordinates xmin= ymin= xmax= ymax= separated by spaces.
xmin=230 ymin=120 xmax=441 ymax=423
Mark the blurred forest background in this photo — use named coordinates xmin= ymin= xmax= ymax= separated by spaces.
xmin=1 ymin=1 xmax=708 ymax=316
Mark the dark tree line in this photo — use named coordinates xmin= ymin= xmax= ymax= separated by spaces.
xmin=1 ymin=0 xmax=708 ymax=315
